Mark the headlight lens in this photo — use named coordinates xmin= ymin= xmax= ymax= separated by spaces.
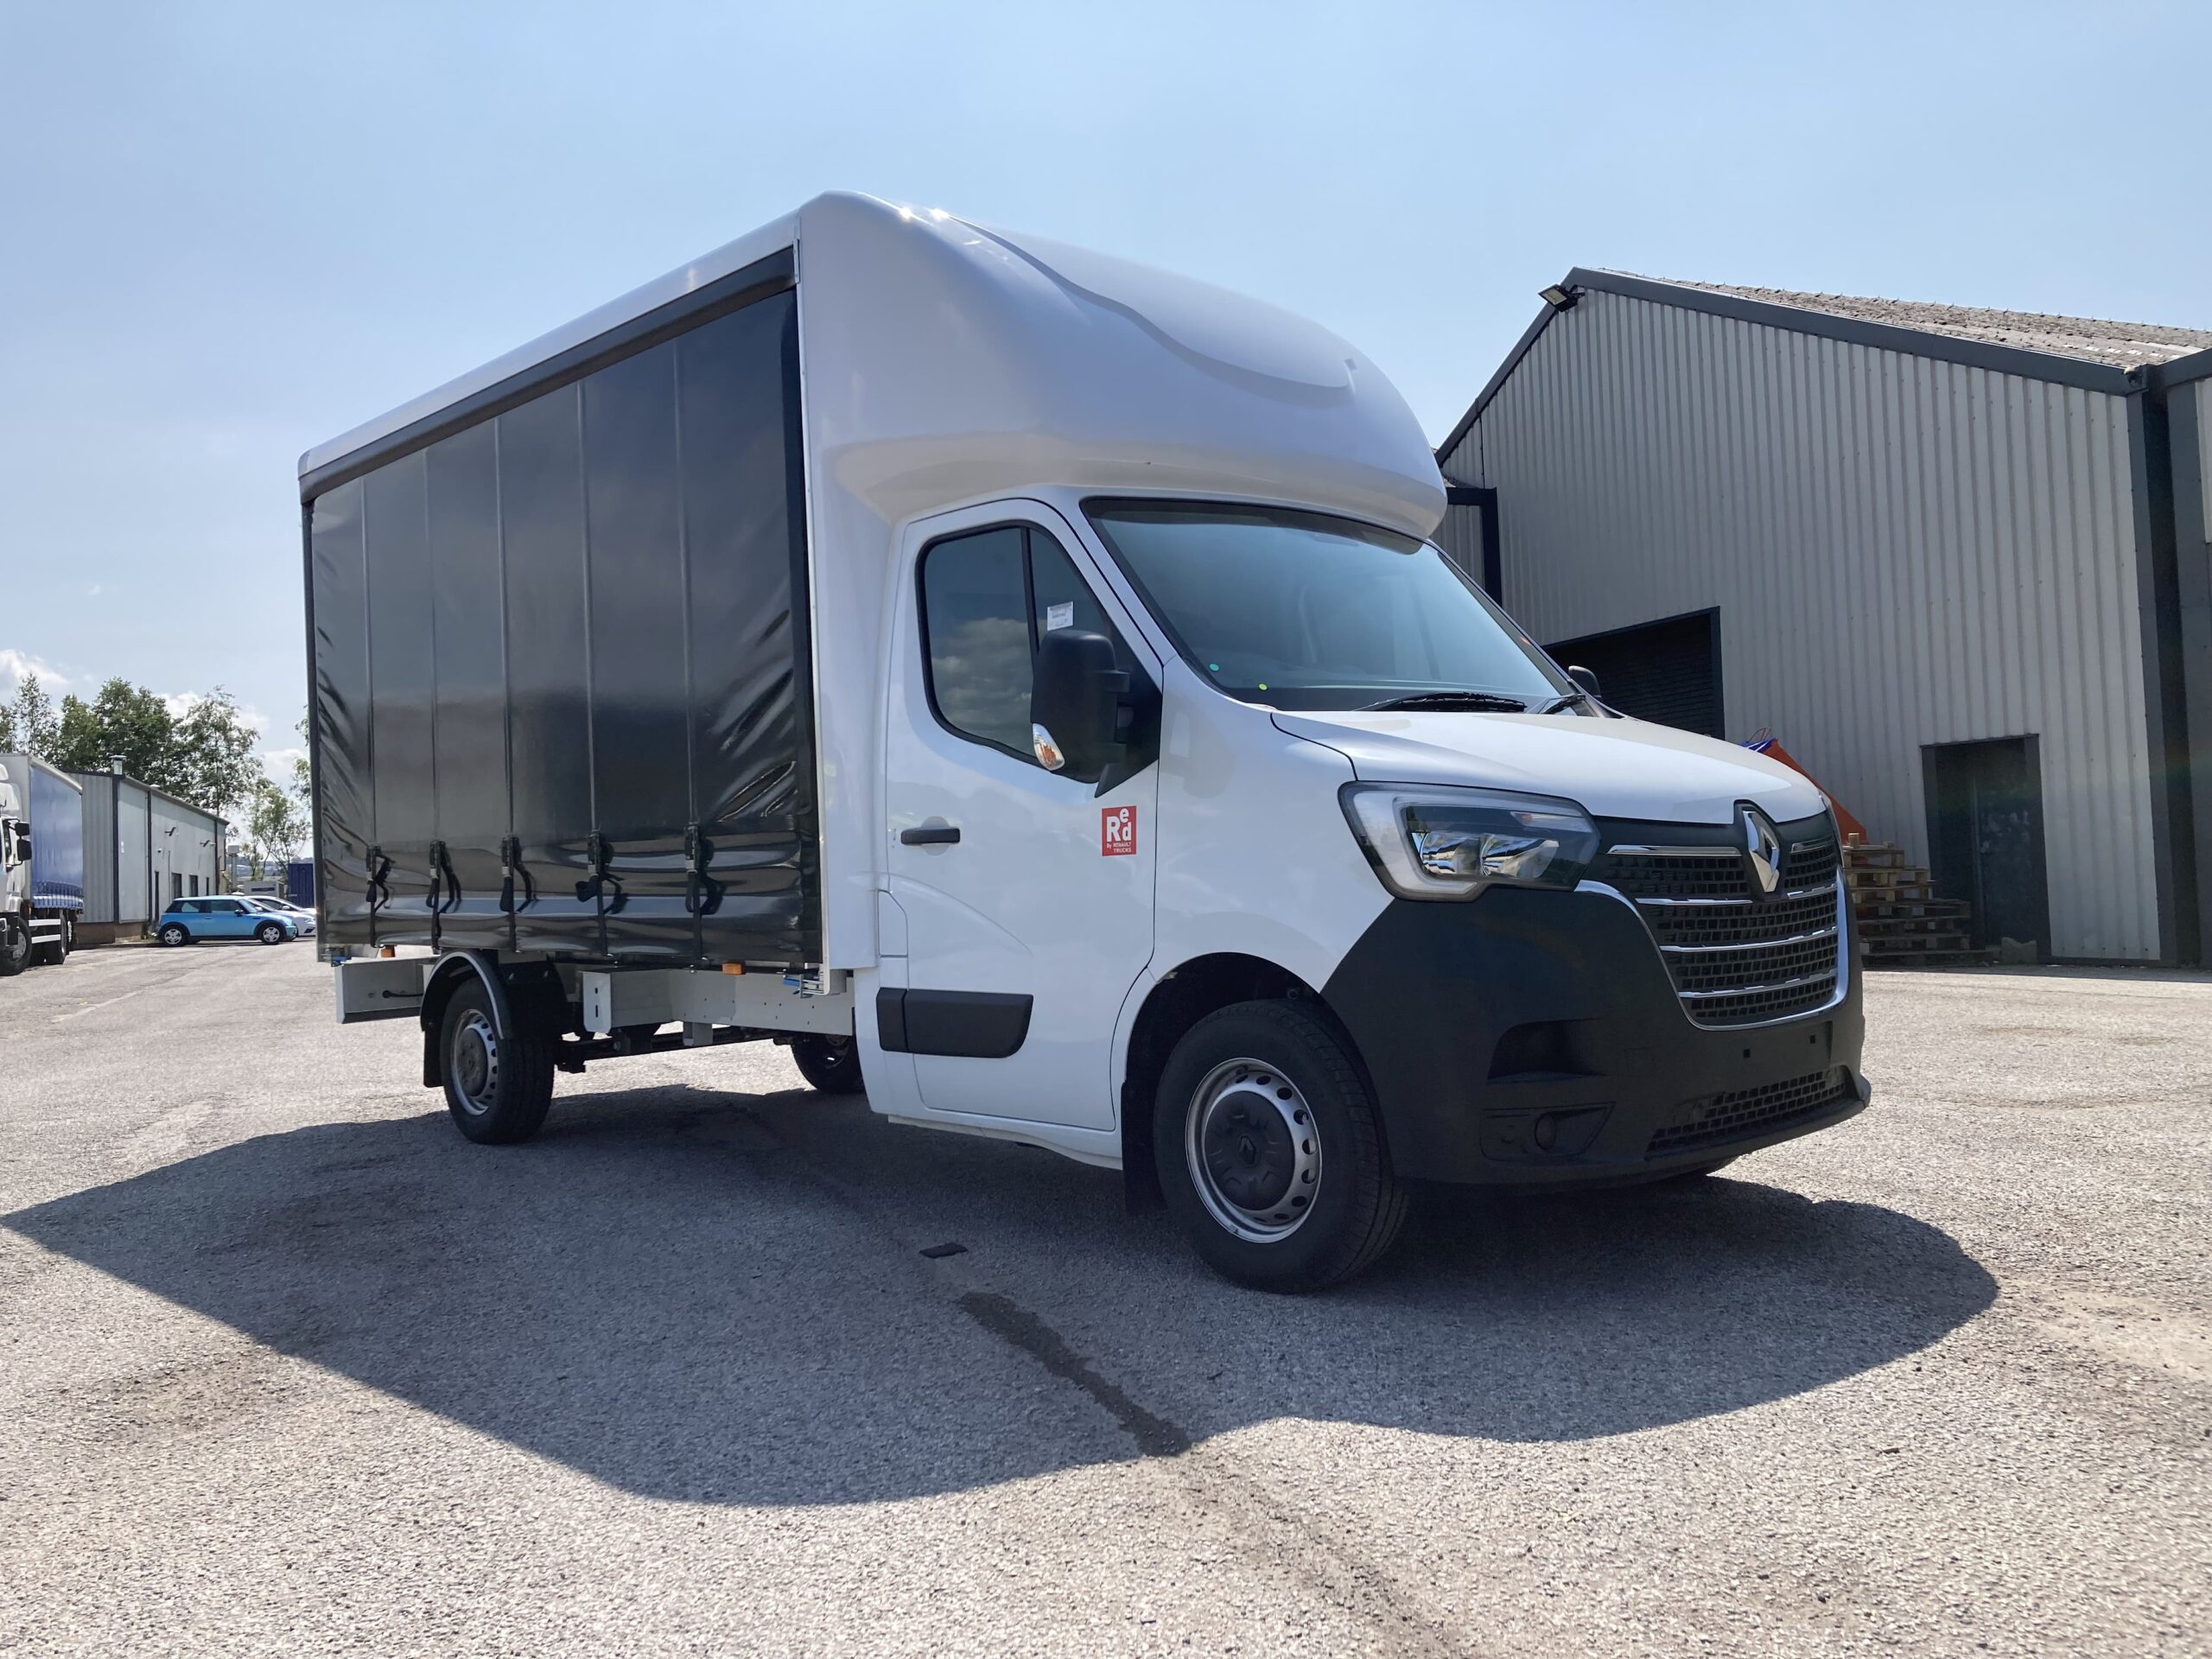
xmin=1339 ymin=783 xmax=1599 ymax=901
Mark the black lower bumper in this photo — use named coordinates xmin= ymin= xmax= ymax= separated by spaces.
xmin=1319 ymin=886 xmax=1866 ymax=1188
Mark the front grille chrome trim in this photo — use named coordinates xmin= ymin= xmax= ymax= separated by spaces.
xmin=1676 ymin=970 xmax=1835 ymax=999
xmin=1579 ymin=824 xmax=1850 ymax=1031
xmin=1634 ymin=884 xmax=1834 ymax=907
xmin=1661 ymin=925 xmax=1838 ymax=955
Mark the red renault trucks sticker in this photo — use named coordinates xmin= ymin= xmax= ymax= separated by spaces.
xmin=1101 ymin=804 xmax=1137 ymax=856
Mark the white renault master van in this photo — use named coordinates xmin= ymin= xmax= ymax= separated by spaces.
xmin=303 ymin=194 xmax=1865 ymax=1289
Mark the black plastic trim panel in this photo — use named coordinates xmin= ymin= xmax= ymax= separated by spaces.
xmin=1320 ymin=883 xmax=1866 ymax=1188
xmin=875 ymin=988 xmax=1033 ymax=1058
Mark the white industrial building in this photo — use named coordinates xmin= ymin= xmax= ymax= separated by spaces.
xmin=1436 ymin=272 xmax=2212 ymax=965
xmin=70 ymin=766 xmax=228 ymax=943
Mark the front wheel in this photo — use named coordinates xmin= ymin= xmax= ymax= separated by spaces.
xmin=439 ymin=981 xmax=556 ymax=1144
xmin=1154 ymin=999 xmax=1407 ymax=1292
xmin=0 ymin=919 xmax=29 ymax=977
xmin=157 ymin=923 xmax=191 ymax=948
xmin=255 ymin=921 xmax=287 ymax=945
xmin=790 ymin=1033 xmax=864 ymax=1095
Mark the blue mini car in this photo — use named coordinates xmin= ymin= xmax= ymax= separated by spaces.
xmin=156 ymin=895 xmax=304 ymax=947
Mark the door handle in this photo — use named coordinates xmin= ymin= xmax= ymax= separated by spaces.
xmin=899 ymin=825 xmax=961 ymax=846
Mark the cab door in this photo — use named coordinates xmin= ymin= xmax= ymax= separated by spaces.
xmin=881 ymin=502 xmax=1160 ymax=1131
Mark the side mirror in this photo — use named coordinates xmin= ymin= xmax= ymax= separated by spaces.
xmin=1030 ymin=629 xmax=1128 ymax=782
xmin=1566 ymin=664 xmax=1602 ymax=701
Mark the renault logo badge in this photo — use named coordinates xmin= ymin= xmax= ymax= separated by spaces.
xmin=1739 ymin=804 xmax=1783 ymax=895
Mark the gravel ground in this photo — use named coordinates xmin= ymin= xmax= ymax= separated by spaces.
xmin=1 ymin=944 xmax=2206 ymax=1656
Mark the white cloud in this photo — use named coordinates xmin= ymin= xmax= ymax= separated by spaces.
xmin=162 ymin=691 xmax=270 ymax=735
xmin=0 ymin=648 xmax=70 ymax=695
xmin=85 ymin=583 xmax=103 ymax=598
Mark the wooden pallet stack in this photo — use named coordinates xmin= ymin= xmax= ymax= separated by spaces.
xmin=1842 ymin=840 xmax=1991 ymax=966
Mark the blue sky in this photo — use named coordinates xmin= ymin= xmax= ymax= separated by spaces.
xmin=3 ymin=1 xmax=2205 ymax=779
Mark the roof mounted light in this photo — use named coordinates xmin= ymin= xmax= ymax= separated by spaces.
xmin=1539 ymin=284 xmax=1578 ymax=312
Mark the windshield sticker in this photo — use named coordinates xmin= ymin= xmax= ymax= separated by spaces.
xmin=1045 ymin=601 xmax=1074 ymax=632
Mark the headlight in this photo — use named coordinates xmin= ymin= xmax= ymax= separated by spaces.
xmin=1339 ymin=783 xmax=1599 ymax=901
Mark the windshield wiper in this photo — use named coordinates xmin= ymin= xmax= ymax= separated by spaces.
xmin=1535 ymin=691 xmax=1592 ymax=715
xmin=1362 ymin=690 xmax=1531 ymax=713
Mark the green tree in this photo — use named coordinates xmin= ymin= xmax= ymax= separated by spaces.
xmin=51 ymin=679 xmax=175 ymax=782
xmin=246 ymin=775 xmax=307 ymax=868
xmin=0 ymin=672 xmax=61 ymax=757
xmin=169 ymin=689 xmax=262 ymax=817
xmin=291 ymin=711 xmax=311 ymax=799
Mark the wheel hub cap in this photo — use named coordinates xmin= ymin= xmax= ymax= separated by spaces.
xmin=1185 ymin=1058 xmax=1321 ymax=1243
xmin=453 ymin=1013 xmax=499 ymax=1115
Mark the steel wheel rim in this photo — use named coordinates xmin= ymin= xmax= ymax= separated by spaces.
xmin=1185 ymin=1056 xmax=1321 ymax=1243
xmin=451 ymin=1011 xmax=499 ymax=1116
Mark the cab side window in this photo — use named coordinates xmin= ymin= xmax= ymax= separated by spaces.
xmin=919 ymin=523 xmax=1137 ymax=766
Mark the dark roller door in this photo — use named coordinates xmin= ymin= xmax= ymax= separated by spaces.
xmin=1547 ymin=609 xmax=1723 ymax=738
xmin=1923 ymin=736 xmax=2050 ymax=957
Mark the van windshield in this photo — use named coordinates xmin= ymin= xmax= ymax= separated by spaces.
xmin=1084 ymin=500 xmax=1573 ymax=713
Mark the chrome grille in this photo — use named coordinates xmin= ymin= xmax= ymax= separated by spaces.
xmin=1598 ymin=830 xmax=1842 ymax=1028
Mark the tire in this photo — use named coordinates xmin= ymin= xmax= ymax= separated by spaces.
xmin=157 ymin=923 xmax=191 ymax=948
xmin=790 ymin=1033 xmax=864 ymax=1095
xmin=255 ymin=921 xmax=287 ymax=945
xmin=0 ymin=919 xmax=29 ymax=977
xmin=438 ymin=980 xmax=556 ymax=1144
xmin=33 ymin=918 xmax=69 ymax=967
xmin=1154 ymin=999 xmax=1407 ymax=1292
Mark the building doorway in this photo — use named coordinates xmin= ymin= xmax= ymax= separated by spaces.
xmin=1546 ymin=608 xmax=1724 ymax=738
xmin=1438 ymin=486 xmax=1501 ymax=601
xmin=1923 ymin=736 xmax=2050 ymax=958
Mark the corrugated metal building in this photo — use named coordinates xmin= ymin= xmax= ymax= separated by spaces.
xmin=69 ymin=767 xmax=227 ymax=941
xmin=2158 ymin=346 xmax=2212 ymax=969
xmin=1437 ymin=272 xmax=2212 ymax=965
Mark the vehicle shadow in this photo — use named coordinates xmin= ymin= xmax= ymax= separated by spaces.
xmin=4 ymin=1081 xmax=1996 ymax=1505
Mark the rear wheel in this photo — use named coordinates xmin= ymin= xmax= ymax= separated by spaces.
xmin=439 ymin=981 xmax=556 ymax=1144
xmin=1154 ymin=999 xmax=1406 ymax=1292
xmin=0 ymin=919 xmax=29 ymax=977
xmin=255 ymin=921 xmax=286 ymax=945
xmin=790 ymin=1033 xmax=864 ymax=1095
xmin=158 ymin=923 xmax=190 ymax=947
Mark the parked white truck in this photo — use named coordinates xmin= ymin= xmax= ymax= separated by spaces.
xmin=0 ymin=753 xmax=85 ymax=975
xmin=301 ymin=194 xmax=1865 ymax=1287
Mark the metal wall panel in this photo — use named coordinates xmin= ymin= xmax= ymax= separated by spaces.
xmin=74 ymin=772 xmax=116 ymax=922
xmin=1435 ymin=500 xmax=1484 ymax=584
xmin=2199 ymin=381 xmax=2212 ymax=530
xmin=1442 ymin=289 xmax=2159 ymax=960
xmin=148 ymin=794 xmax=223 ymax=910
xmin=117 ymin=783 xmax=148 ymax=924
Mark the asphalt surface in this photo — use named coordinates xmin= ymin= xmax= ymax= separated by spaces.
xmin=2 ymin=944 xmax=2206 ymax=1656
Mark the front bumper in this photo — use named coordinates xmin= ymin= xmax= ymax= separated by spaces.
xmin=1319 ymin=885 xmax=1866 ymax=1188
